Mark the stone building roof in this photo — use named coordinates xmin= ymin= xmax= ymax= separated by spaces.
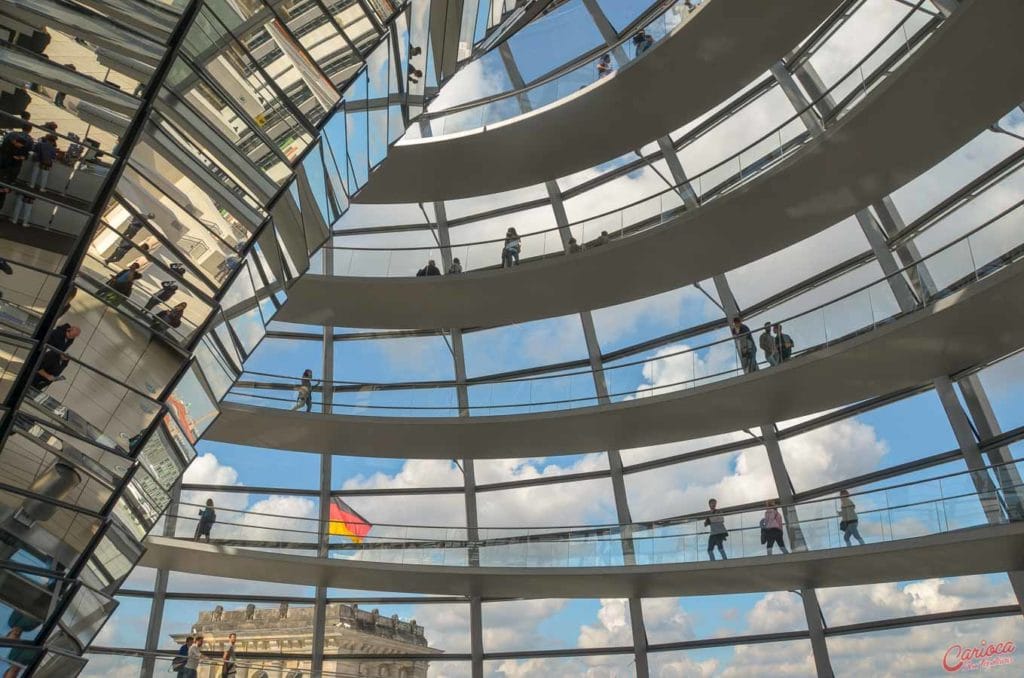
xmin=170 ymin=602 xmax=431 ymax=649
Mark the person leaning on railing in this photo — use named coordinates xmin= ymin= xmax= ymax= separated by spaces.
xmin=502 ymin=228 xmax=521 ymax=268
xmin=417 ymin=259 xmax=441 ymax=276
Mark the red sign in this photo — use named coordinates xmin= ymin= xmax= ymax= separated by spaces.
xmin=943 ymin=640 xmax=1016 ymax=672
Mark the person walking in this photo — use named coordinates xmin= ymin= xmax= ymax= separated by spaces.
xmin=184 ymin=635 xmax=204 ymax=678
xmin=774 ymin=323 xmax=794 ymax=362
xmin=759 ymin=322 xmax=779 ymax=366
xmin=597 ymin=53 xmax=613 ymax=78
xmin=838 ymin=489 xmax=865 ymax=546
xmin=447 ymin=258 xmax=462 ymax=274
xmin=194 ymin=500 xmax=216 ymax=542
xmin=763 ymin=500 xmax=788 ymax=554
xmin=730 ymin=317 xmax=758 ymax=374
xmin=292 ymin=368 xmax=317 ymax=412
xmin=704 ymin=498 xmax=728 ymax=561
xmin=221 ymin=632 xmax=237 ymax=677
xmin=145 ymin=279 xmax=179 ymax=311
xmin=104 ymin=215 xmax=152 ymax=265
xmin=502 ymin=228 xmax=521 ymax=268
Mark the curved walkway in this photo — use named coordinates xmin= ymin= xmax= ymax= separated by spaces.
xmin=140 ymin=522 xmax=1024 ymax=598
xmin=354 ymin=0 xmax=843 ymax=203
xmin=209 ymin=257 xmax=1024 ymax=458
xmin=278 ymin=0 xmax=1024 ymax=330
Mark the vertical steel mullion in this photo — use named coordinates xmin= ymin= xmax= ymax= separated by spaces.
xmin=205 ymin=6 xmax=318 ymax=136
xmin=436 ymin=201 xmax=482 ymax=676
xmin=141 ymin=480 xmax=182 ymax=677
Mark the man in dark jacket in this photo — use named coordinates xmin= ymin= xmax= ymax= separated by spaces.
xmin=416 ymin=259 xmax=441 ymax=276
xmin=730 ymin=317 xmax=758 ymax=374
xmin=145 ymin=279 xmax=179 ymax=311
xmin=32 ymin=324 xmax=80 ymax=390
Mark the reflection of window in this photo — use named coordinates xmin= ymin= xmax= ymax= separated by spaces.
xmin=285 ymin=671 xmax=303 ymax=678
xmin=253 ymin=673 xmax=269 ymax=678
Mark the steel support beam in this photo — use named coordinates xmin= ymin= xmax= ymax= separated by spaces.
xmin=801 ymin=588 xmax=836 ymax=678
xmin=436 ymin=203 xmax=483 ymax=676
xmin=581 ymin=0 xmax=630 ymax=64
xmin=140 ymin=481 xmax=181 ymax=678
xmin=782 ymin=50 xmax=1024 ymax=612
xmin=311 ymin=256 xmax=335 ymax=675
xmin=501 ymin=25 xmax=649 ymax=671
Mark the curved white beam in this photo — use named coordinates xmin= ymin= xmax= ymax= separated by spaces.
xmin=140 ymin=522 xmax=1024 ymax=598
xmin=278 ymin=0 xmax=1024 ymax=330
xmin=210 ymin=258 xmax=1024 ymax=458
xmin=353 ymin=0 xmax=845 ymax=203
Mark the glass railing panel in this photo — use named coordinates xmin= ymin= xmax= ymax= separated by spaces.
xmin=153 ymin=462 xmax=1024 ymax=570
xmin=168 ymin=362 xmax=220 ymax=442
xmin=344 ymin=71 xmax=370 ymax=189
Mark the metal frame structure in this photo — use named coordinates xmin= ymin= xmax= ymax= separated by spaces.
xmin=5 ymin=0 xmax=1024 ymax=676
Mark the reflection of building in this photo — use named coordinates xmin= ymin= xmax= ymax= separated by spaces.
xmin=171 ymin=603 xmax=440 ymax=677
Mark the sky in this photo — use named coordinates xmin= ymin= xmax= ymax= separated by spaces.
xmin=72 ymin=0 xmax=1024 ymax=676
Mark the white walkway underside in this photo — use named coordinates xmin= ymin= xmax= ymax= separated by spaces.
xmin=140 ymin=522 xmax=1024 ymax=598
xmin=353 ymin=0 xmax=845 ymax=203
xmin=278 ymin=0 xmax=1024 ymax=330
xmin=210 ymin=259 xmax=1024 ymax=459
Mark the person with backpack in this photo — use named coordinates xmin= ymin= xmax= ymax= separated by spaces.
xmin=704 ymin=498 xmax=728 ymax=560
xmin=107 ymin=262 xmax=142 ymax=298
xmin=194 ymin=499 xmax=216 ymax=542
xmin=838 ymin=489 xmax=865 ymax=546
xmin=172 ymin=636 xmax=193 ymax=677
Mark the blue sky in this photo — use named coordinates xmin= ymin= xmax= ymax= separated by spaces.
xmin=93 ymin=1 xmax=1024 ymax=675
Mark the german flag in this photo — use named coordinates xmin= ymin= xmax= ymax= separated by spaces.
xmin=329 ymin=498 xmax=372 ymax=543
